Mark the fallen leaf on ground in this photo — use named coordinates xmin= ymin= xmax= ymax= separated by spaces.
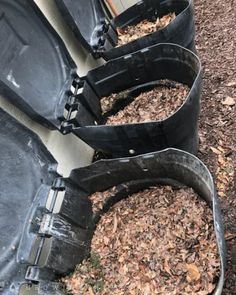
xmin=186 ymin=263 xmax=201 ymax=282
xmin=210 ymin=146 xmax=221 ymax=155
xmin=226 ymin=81 xmax=236 ymax=87
xmin=112 ymin=214 xmax=118 ymax=233
xmin=221 ymin=96 xmax=235 ymax=106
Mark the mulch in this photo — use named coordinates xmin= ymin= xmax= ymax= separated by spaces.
xmin=64 ymin=186 xmax=220 ymax=294
xmin=117 ymin=13 xmax=176 ymax=46
xmin=194 ymin=0 xmax=236 ymax=293
xmin=102 ymin=80 xmax=189 ymax=125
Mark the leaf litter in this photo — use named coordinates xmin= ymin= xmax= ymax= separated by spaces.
xmin=117 ymin=13 xmax=176 ymax=46
xmin=63 ymin=186 xmax=220 ymax=294
xmin=194 ymin=0 xmax=236 ymax=291
xmin=101 ymin=80 xmax=189 ymax=125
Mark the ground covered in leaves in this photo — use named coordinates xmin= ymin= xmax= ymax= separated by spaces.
xmin=117 ymin=13 xmax=176 ymax=46
xmin=102 ymin=80 xmax=189 ymax=125
xmin=194 ymin=0 xmax=236 ymax=293
xmin=64 ymin=186 xmax=220 ymax=294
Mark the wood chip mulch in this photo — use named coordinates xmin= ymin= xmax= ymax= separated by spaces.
xmin=117 ymin=13 xmax=176 ymax=46
xmin=63 ymin=186 xmax=220 ymax=294
xmin=102 ymin=80 xmax=189 ymax=125
xmin=100 ymin=90 xmax=128 ymax=115
xmin=194 ymin=0 xmax=236 ymax=293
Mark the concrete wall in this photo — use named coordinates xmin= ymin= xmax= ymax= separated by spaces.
xmin=112 ymin=0 xmax=138 ymax=12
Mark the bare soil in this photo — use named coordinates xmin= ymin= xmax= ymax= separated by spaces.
xmin=117 ymin=13 xmax=176 ymax=46
xmin=194 ymin=0 xmax=236 ymax=293
xmin=64 ymin=186 xmax=220 ymax=294
xmin=102 ymin=80 xmax=189 ymax=125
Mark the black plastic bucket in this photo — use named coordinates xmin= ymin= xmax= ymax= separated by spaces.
xmin=72 ymin=43 xmax=202 ymax=158
xmin=68 ymin=148 xmax=226 ymax=295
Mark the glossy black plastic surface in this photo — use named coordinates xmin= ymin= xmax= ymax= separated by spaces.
xmin=55 ymin=0 xmax=116 ymax=56
xmin=0 ymin=108 xmax=225 ymax=294
xmin=0 ymin=0 xmax=76 ymax=129
xmin=0 ymin=2 xmax=201 ymax=159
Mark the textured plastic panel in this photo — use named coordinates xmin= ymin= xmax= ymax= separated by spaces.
xmin=0 ymin=108 xmax=92 ymax=294
xmin=0 ymin=0 xmax=76 ymax=128
xmin=0 ymin=108 xmax=57 ymax=294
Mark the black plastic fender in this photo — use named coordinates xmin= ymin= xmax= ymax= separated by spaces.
xmin=74 ymin=43 xmax=202 ymax=158
xmin=55 ymin=0 xmax=196 ymax=59
xmin=0 ymin=0 xmax=76 ymax=129
xmin=0 ymin=108 xmax=93 ymax=295
xmin=106 ymin=0 xmax=197 ymax=59
xmin=69 ymin=148 xmax=226 ymax=295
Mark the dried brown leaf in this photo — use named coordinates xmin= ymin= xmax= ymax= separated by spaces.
xmin=104 ymin=80 xmax=189 ymax=125
xmin=112 ymin=214 xmax=118 ymax=234
xmin=164 ymin=258 xmax=172 ymax=276
xmin=222 ymin=96 xmax=235 ymax=106
xmin=210 ymin=146 xmax=222 ymax=155
xmin=226 ymin=81 xmax=236 ymax=87
xmin=64 ymin=187 xmax=219 ymax=294
xmin=186 ymin=263 xmax=201 ymax=282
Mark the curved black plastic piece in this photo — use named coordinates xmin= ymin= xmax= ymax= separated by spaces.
xmin=73 ymin=43 xmax=202 ymax=158
xmin=69 ymin=148 xmax=226 ymax=294
xmin=0 ymin=107 xmax=56 ymax=294
xmin=106 ymin=0 xmax=196 ymax=60
xmin=0 ymin=0 xmax=77 ymax=129
xmin=0 ymin=108 xmax=92 ymax=295
xmin=55 ymin=0 xmax=196 ymax=60
xmin=55 ymin=0 xmax=113 ymax=56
